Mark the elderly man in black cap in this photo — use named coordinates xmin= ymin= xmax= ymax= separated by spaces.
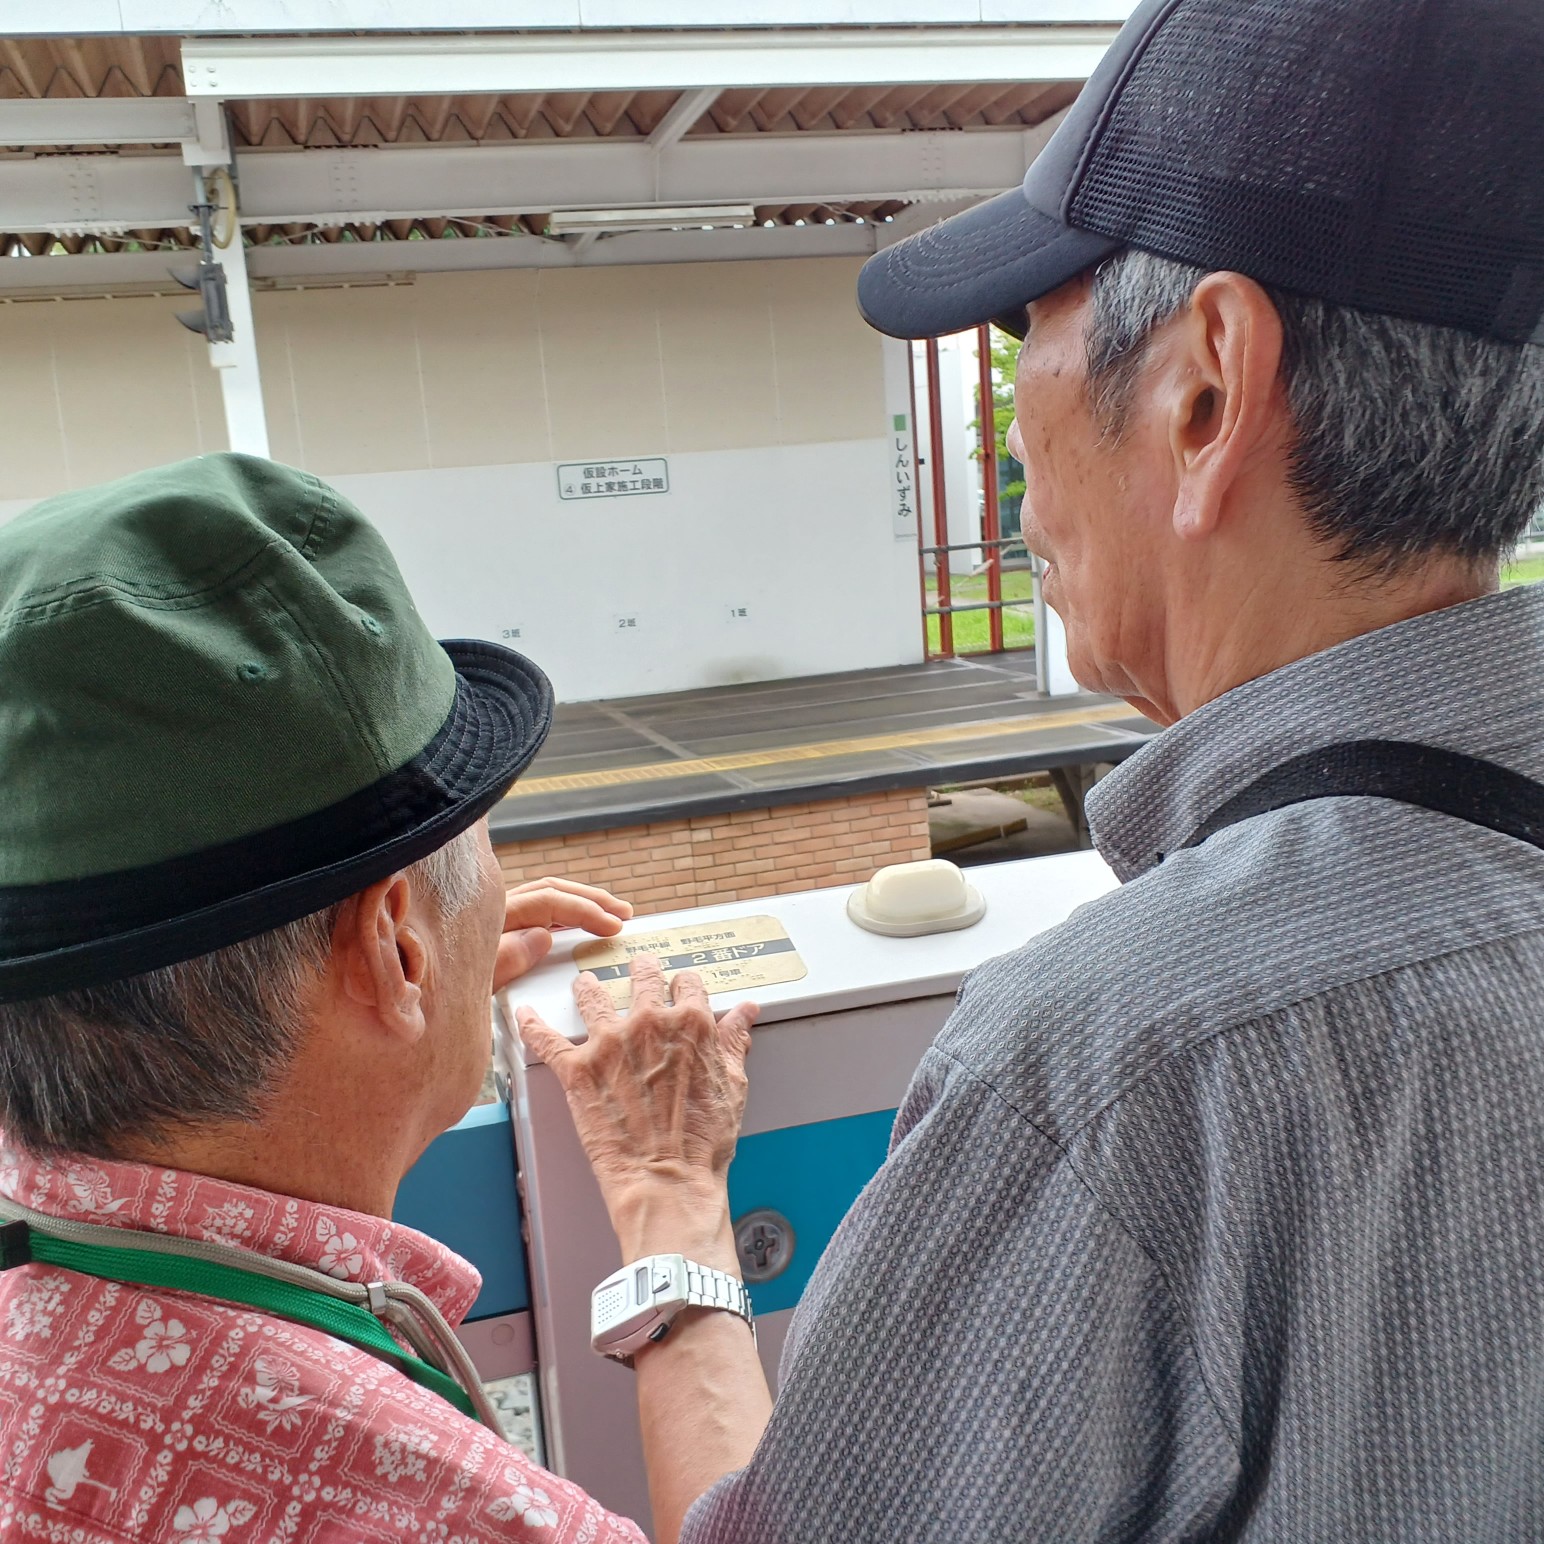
xmin=516 ymin=0 xmax=1544 ymax=1539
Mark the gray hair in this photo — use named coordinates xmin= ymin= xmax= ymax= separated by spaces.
xmin=0 ymin=824 xmax=486 ymax=1159
xmin=1084 ymin=249 xmax=1544 ymax=570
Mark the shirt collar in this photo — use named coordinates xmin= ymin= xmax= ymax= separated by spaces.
xmin=1087 ymin=584 xmax=1544 ymax=883
xmin=0 ymin=1133 xmax=482 ymax=1326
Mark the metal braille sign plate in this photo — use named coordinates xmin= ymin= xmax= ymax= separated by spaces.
xmin=573 ymin=915 xmax=808 ymax=1008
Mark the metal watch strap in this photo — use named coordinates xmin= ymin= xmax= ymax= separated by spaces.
xmin=682 ymin=1259 xmax=754 ymax=1325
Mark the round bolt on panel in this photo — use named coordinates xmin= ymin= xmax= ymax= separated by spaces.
xmin=734 ymin=1209 xmax=796 ymax=1284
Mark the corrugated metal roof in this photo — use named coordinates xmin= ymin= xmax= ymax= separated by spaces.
xmin=0 ymin=35 xmax=183 ymax=103
xmin=216 ymin=78 xmax=1077 ymax=146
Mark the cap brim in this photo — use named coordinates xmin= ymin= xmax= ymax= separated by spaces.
xmin=857 ymin=188 xmax=1121 ymax=340
xmin=0 ymin=639 xmax=554 ymax=1002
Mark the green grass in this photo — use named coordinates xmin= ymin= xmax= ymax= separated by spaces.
xmin=1015 ymin=782 xmax=1067 ymax=816
xmin=1502 ymin=552 xmax=1544 ymax=588
xmin=924 ymin=568 xmax=1035 ymax=655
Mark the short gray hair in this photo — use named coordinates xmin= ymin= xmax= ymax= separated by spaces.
xmin=1084 ymin=249 xmax=1544 ymax=570
xmin=0 ymin=824 xmax=486 ymax=1159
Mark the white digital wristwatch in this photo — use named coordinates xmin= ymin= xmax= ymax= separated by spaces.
xmin=590 ymin=1254 xmax=755 ymax=1364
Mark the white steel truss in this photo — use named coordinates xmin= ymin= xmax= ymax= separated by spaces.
xmin=0 ymin=98 xmax=195 ymax=145
xmin=180 ymin=26 xmax=1116 ymax=99
xmin=0 ymin=3 xmax=1136 ymax=33
xmin=0 ymin=121 xmax=1061 ymax=236
xmin=645 ymin=87 xmax=722 ymax=152
xmin=0 ymin=96 xmax=229 ymax=164
xmin=0 ymin=222 xmax=875 ymax=296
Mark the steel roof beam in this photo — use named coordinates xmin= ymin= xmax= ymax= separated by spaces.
xmin=181 ymin=27 xmax=1115 ymax=99
xmin=236 ymin=128 xmax=1044 ymax=223
xmin=646 ymin=87 xmax=722 ymax=152
xmin=0 ymin=123 xmax=1052 ymax=233
xmin=0 ymin=97 xmax=231 ymax=166
xmin=0 ymin=221 xmax=874 ymax=294
xmin=0 ymin=97 xmax=195 ymax=146
xmin=0 ymin=155 xmax=197 ymax=233
xmin=873 ymin=105 xmax=1067 ymax=246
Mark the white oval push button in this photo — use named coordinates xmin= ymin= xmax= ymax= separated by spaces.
xmin=846 ymin=858 xmax=986 ymax=937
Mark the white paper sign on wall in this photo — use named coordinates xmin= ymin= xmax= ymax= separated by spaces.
xmin=557 ymin=458 xmax=669 ymax=500
xmin=890 ymin=413 xmax=918 ymax=542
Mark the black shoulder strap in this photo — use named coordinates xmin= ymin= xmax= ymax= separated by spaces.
xmin=1180 ymin=739 xmax=1544 ymax=854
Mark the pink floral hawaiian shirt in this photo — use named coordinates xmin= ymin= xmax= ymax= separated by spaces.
xmin=0 ymin=1136 xmax=647 ymax=1544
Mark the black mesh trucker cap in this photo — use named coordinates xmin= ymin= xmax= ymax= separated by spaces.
xmin=857 ymin=0 xmax=1544 ymax=345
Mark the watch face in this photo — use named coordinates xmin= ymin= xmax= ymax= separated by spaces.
xmin=590 ymin=1254 xmax=752 ymax=1361
xmin=592 ymin=1256 xmax=687 ymax=1356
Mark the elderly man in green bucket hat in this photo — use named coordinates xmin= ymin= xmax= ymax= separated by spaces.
xmin=0 ymin=453 xmax=761 ymax=1542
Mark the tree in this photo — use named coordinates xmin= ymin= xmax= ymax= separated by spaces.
xmin=985 ymin=330 xmax=1027 ymax=523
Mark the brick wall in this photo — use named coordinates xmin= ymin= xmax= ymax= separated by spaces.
xmin=495 ymin=787 xmax=932 ymax=915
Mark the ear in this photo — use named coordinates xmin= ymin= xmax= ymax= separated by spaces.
xmin=336 ymin=872 xmax=430 ymax=1046
xmin=1167 ymin=272 xmax=1286 ymax=541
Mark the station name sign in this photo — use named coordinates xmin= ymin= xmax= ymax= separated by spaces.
xmin=557 ymin=458 xmax=669 ymax=500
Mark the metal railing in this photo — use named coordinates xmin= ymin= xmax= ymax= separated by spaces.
xmin=924 ymin=599 xmax=1030 ymax=617
xmin=912 ymin=326 xmax=1024 ymax=659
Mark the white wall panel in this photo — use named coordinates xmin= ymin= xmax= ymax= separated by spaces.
xmin=0 ymin=440 xmax=923 ymax=701
xmin=331 ymin=438 xmax=920 ymax=703
xmin=0 ymin=293 xmax=226 ymax=499
xmin=0 ymin=257 xmax=922 ymax=702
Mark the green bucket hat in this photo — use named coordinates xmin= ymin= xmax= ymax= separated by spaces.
xmin=0 ymin=453 xmax=553 ymax=1003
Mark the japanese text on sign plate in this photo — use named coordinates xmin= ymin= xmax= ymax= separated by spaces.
xmin=557 ymin=458 xmax=670 ymax=501
xmin=894 ymin=415 xmax=915 ymax=526
xmin=573 ymin=914 xmax=809 ymax=1006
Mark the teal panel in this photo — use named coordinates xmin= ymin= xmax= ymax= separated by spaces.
xmin=727 ymin=1108 xmax=898 ymax=1316
xmin=393 ymin=1102 xmax=530 ymax=1321
xmin=393 ymin=1105 xmax=897 ymax=1325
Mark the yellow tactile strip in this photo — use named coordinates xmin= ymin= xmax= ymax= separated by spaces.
xmin=509 ymin=703 xmax=1129 ymax=797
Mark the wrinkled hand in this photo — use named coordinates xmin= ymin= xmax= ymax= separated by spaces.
xmin=493 ymin=877 xmax=632 ymax=990
xmin=515 ymin=955 xmax=757 ymax=1244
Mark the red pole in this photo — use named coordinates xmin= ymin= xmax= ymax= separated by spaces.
xmin=977 ymin=323 xmax=1004 ymax=654
xmin=924 ymin=338 xmax=953 ymax=658
xmin=907 ymin=345 xmax=933 ymax=660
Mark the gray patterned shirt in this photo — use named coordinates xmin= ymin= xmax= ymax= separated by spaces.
xmin=684 ymin=583 xmax=1544 ymax=1543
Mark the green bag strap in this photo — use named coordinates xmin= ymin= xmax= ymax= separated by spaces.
xmin=0 ymin=1218 xmax=477 ymax=1421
